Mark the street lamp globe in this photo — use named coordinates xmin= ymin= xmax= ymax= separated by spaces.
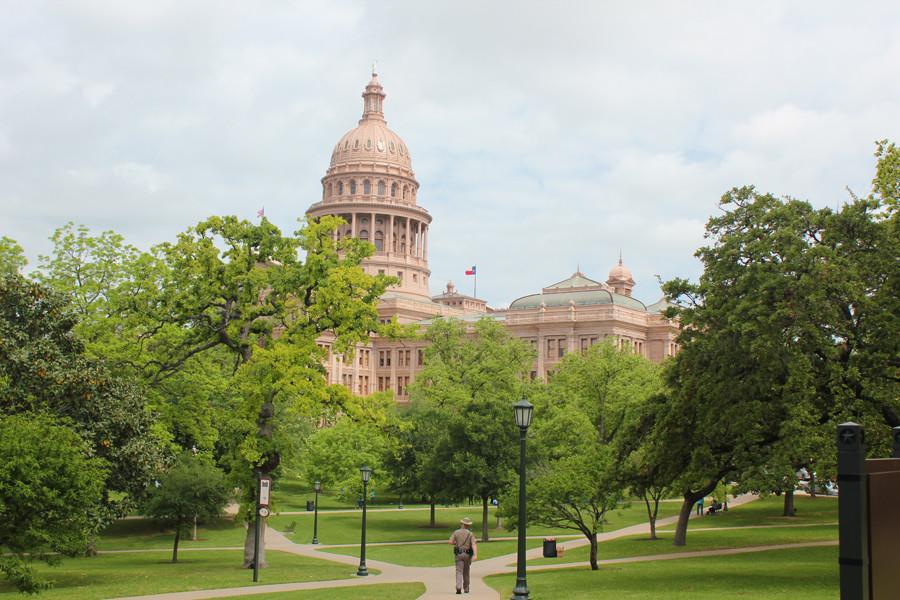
xmin=314 ymin=480 xmax=322 ymax=492
xmin=360 ymin=466 xmax=372 ymax=483
xmin=514 ymin=398 xmax=534 ymax=430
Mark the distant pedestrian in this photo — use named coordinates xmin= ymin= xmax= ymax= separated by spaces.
xmin=449 ymin=517 xmax=478 ymax=594
xmin=695 ymin=497 xmax=704 ymax=516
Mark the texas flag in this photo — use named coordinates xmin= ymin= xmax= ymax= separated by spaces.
xmin=465 ymin=265 xmax=477 ymax=276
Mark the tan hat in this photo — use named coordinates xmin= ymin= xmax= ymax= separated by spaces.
xmin=460 ymin=517 xmax=473 ymax=526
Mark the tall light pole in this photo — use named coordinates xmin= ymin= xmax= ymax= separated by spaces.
xmin=357 ymin=466 xmax=372 ymax=577
xmin=512 ymin=398 xmax=534 ymax=600
xmin=312 ymin=480 xmax=321 ymax=545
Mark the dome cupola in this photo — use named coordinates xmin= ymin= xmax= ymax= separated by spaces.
xmin=607 ymin=254 xmax=635 ymax=297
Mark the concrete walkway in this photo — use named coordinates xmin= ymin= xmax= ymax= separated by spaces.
xmin=112 ymin=494 xmax=807 ymax=600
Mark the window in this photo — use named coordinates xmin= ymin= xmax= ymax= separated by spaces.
xmin=328 ymin=183 xmax=333 ymax=197
xmin=338 ymin=181 xmax=344 ymax=195
xmin=402 ymin=185 xmax=408 ymax=199
xmin=377 ymin=180 xmax=386 ymax=196
xmin=350 ymin=180 xmax=357 ymax=194
xmin=374 ymin=231 xmax=384 ymax=251
xmin=363 ymin=180 xmax=371 ymax=195
xmin=378 ymin=269 xmax=385 ymax=275
xmin=391 ymin=182 xmax=398 ymax=197
xmin=412 ymin=273 xmax=417 ymax=283
xmin=397 ymin=271 xmax=403 ymax=283
xmin=379 ymin=350 xmax=391 ymax=367
xmin=417 ymin=349 xmax=424 ymax=366
xmin=359 ymin=229 xmax=369 ymax=242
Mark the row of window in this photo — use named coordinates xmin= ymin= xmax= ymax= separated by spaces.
xmin=378 ymin=349 xmax=425 ymax=367
xmin=527 ymin=334 xmax=647 ymax=359
xmin=324 ymin=179 xmax=414 ymax=201
xmin=341 ymin=374 xmax=412 ymax=397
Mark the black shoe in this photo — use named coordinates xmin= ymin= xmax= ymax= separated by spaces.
xmin=456 ymin=590 xmax=461 ymax=595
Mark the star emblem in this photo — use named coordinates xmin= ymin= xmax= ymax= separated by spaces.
xmin=840 ymin=428 xmax=856 ymax=445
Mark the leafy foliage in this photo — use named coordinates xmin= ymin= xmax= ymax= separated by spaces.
xmin=0 ymin=413 xmax=107 ymax=592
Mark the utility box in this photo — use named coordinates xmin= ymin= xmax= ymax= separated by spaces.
xmin=542 ymin=538 xmax=557 ymax=558
xmin=306 ymin=500 xmax=315 ymax=511
xmin=867 ymin=458 xmax=900 ymax=599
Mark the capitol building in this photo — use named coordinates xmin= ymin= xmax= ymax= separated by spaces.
xmin=308 ymin=71 xmax=679 ymax=400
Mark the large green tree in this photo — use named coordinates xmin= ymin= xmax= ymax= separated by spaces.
xmin=509 ymin=341 xmax=663 ymax=569
xmin=0 ymin=274 xmax=162 ymax=517
xmin=410 ymin=318 xmax=535 ymax=541
xmin=0 ymin=236 xmax=26 ymax=276
xmin=0 ymin=413 xmax=107 ymax=593
xmin=659 ymin=141 xmax=899 ymax=546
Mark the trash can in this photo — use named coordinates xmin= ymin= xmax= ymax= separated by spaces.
xmin=306 ymin=500 xmax=315 ymax=511
xmin=542 ymin=537 xmax=557 ymax=558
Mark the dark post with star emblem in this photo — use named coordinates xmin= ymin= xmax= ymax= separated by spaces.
xmin=892 ymin=426 xmax=900 ymax=459
xmin=837 ymin=422 xmax=867 ymax=600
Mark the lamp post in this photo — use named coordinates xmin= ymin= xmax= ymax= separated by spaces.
xmin=312 ymin=480 xmax=321 ymax=545
xmin=357 ymin=466 xmax=372 ymax=577
xmin=512 ymin=398 xmax=533 ymax=600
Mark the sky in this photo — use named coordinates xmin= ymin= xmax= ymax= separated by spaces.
xmin=2 ymin=1 xmax=899 ymax=307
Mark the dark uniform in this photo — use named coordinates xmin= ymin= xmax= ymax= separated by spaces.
xmin=449 ymin=523 xmax=477 ymax=593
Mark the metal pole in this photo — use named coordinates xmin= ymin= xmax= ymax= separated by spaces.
xmin=837 ymin=422 xmax=867 ymax=600
xmin=312 ymin=487 xmax=320 ymax=545
xmin=512 ymin=427 xmax=530 ymax=600
xmin=253 ymin=472 xmax=261 ymax=583
xmin=357 ymin=480 xmax=369 ymax=576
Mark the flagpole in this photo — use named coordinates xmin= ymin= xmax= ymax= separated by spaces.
xmin=474 ymin=272 xmax=477 ymax=299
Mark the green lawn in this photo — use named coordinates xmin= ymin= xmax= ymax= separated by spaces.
xmin=269 ymin=501 xmax=681 ymax=546
xmin=658 ymin=495 xmax=838 ymax=530
xmin=0 ymin=550 xmax=360 ymax=599
xmin=320 ymin=538 xmax=549 ymax=567
xmin=97 ymin=516 xmax=246 ymax=550
xmin=529 ymin=523 xmax=837 ymax=565
xmin=487 ymin=545 xmax=839 ymax=599
xmin=233 ymin=583 xmax=426 ymax=599
xmin=272 ymin=480 xmax=426 ymax=512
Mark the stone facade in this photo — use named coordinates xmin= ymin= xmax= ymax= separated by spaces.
xmin=307 ymin=71 xmax=679 ymax=401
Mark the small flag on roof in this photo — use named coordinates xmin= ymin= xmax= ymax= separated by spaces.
xmin=257 ymin=207 xmax=265 ymax=218
xmin=465 ymin=265 xmax=476 ymax=275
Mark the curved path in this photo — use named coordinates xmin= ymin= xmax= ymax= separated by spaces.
xmin=114 ymin=494 xmax=786 ymax=600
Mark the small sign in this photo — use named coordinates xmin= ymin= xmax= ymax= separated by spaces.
xmin=259 ymin=477 xmax=272 ymax=507
xmin=259 ymin=507 xmax=270 ymax=518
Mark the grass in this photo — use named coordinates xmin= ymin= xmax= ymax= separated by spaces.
xmin=0 ymin=550 xmax=361 ymax=600
xmin=319 ymin=539 xmax=548 ymax=567
xmin=273 ymin=480 xmax=424 ymax=512
xmin=232 ymin=583 xmax=426 ymax=599
xmin=268 ymin=501 xmax=681 ymax=546
xmin=97 ymin=516 xmax=246 ymax=550
xmin=657 ymin=495 xmax=838 ymax=530
xmin=486 ymin=545 xmax=839 ymax=599
xmin=528 ymin=523 xmax=837 ymax=565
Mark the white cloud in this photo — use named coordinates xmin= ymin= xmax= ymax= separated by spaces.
xmin=1 ymin=1 xmax=899 ymax=305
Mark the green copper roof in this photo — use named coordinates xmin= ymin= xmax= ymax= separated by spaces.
xmin=509 ymin=289 xmax=647 ymax=312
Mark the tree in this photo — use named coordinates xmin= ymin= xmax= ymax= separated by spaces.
xmin=0 ymin=274 xmax=162 ymax=517
xmin=660 ymin=143 xmax=899 ymax=545
xmin=508 ymin=341 xmax=662 ymax=568
xmin=411 ymin=318 xmax=535 ymax=542
xmin=0 ymin=413 xmax=107 ymax=593
xmin=0 ymin=236 xmax=27 ymax=276
xmin=143 ymin=455 xmax=229 ymax=562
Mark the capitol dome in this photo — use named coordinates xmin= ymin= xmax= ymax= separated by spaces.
xmin=327 ymin=71 xmax=414 ymax=175
xmin=606 ymin=255 xmax=635 ymax=297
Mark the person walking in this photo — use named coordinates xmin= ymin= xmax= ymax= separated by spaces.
xmin=448 ymin=517 xmax=478 ymax=594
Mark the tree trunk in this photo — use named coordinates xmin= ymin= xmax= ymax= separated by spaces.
xmin=644 ymin=495 xmax=659 ymax=540
xmin=242 ymin=517 xmax=268 ymax=569
xmin=783 ymin=489 xmax=795 ymax=516
xmin=589 ymin=536 xmax=599 ymax=570
xmin=172 ymin=528 xmax=181 ymax=563
xmin=674 ymin=479 xmax=720 ymax=547
xmin=429 ymin=501 xmax=436 ymax=528
xmin=481 ymin=495 xmax=489 ymax=542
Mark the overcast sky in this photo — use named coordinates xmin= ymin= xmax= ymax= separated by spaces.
xmin=2 ymin=1 xmax=899 ymax=307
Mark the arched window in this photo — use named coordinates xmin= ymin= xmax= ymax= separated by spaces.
xmin=359 ymin=229 xmax=369 ymax=242
xmin=338 ymin=181 xmax=344 ymax=195
xmin=363 ymin=180 xmax=371 ymax=195
xmin=402 ymin=185 xmax=408 ymax=199
xmin=349 ymin=180 xmax=357 ymax=195
xmin=377 ymin=180 xmax=386 ymax=196
xmin=391 ymin=182 xmax=398 ymax=197
xmin=400 ymin=235 xmax=407 ymax=253
xmin=328 ymin=183 xmax=333 ymax=197
xmin=374 ymin=231 xmax=384 ymax=251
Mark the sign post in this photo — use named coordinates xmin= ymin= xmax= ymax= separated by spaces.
xmin=837 ymin=422 xmax=867 ymax=600
xmin=253 ymin=474 xmax=272 ymax=583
